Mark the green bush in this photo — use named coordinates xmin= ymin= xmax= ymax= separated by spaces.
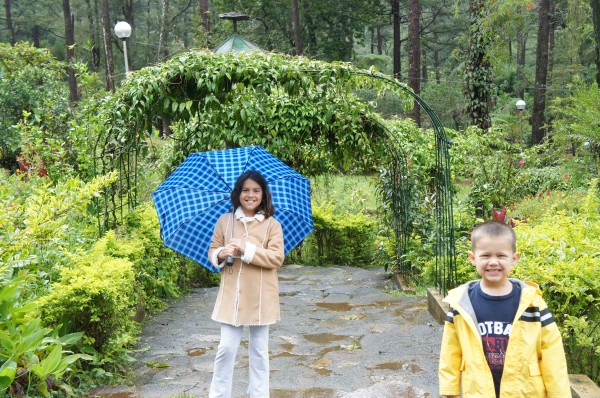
xmin=0 ymin=272 xmax=92 ymax=397
xmin=509 ymin=189 xmax=588 ymax=223
xmin=422 ymin=231 xmax=479 ymax=289
xmin=0 ymin=171 xmax=118 ymax=301
xmin=37 ymin=242 xmax=138 ymax=353
xmin=300 ymin=203 xmax=376 ymax=267
xmin=0 ymin=43 xmax=68 ymax=171
xmin=550 ymin=81 xmax=600 ymax=172
xmin=120 ymin=203 xmax=220 ymax=312
xmin=37 ymin=203 xmax=220 ymax=358
xmin=510 ymin=181 xmax=600 ymax=384
xmin=1 ymin=167 xmax=220 ymax=392
xmin=420 ymin=79 xmax=468 ymax=130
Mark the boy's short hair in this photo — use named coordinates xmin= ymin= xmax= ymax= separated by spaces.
xmin=471 ymin=220 xmax=517 ymax=252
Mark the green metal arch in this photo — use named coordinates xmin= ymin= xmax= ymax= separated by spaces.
xmin=304 ymin=69 xmax=456 ymax=293
xmin=364 ymin=71 xmax=456 ymax=294
xmin=94 ymin=64 xmax=456 ymax=294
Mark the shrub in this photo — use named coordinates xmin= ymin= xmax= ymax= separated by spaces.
xmin=0 ymin=272 xmax=91 ymax=397
xmin=0 ymin=43 xmax=68 ymax=171
xmin=300 ymin=203 xmax=376 ymax=267
xmin=37 ymin=241 xmax=137 ymax=353
xmin=422 ymin=232 xmax=478 ymax=288
xmin=120 ymin=203 xmax=220 ymax=312
xmin=420 ymin=79 xmax=468 ymax=130
xmin=510 ymin=181 xmax=600 ymax=384
xmin=550 ymin=81 xmax=600 ymax=172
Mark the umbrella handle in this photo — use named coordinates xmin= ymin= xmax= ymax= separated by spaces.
xmin=226 ymin=210 xmax=234 ymax=266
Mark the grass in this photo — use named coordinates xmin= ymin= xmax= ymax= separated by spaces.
xmin=310 ymin=173 xmax=379 ymax=214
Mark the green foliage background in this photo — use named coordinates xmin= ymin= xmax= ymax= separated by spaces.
xmin=511 ymin=184 xmax=600 ymax=382
xmin=1 ymin=22 xmax=600 ymax=392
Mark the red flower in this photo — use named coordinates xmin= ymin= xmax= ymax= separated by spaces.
xmin=563 ymin=174 xmax=569 ymax=179
xmin=492 ymin=208 xmax=507 ymax=222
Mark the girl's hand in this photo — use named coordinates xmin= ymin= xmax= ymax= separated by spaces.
xmin=229 ymin=238 xmax=246 ymax=256
xmin=218 ymin=243 xmax=237 ymax=260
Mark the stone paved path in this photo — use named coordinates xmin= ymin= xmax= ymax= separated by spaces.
xmin=93 ymin=264 xmax=444 ymax=398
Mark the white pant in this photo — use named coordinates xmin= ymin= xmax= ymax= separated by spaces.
xmin=209 ymin=323 xmax=270 ymax=398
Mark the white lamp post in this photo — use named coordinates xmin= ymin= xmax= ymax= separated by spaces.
xmin=515 ymin=99 xmax=526 ymax=137
xmin=114 ymin=21 xmax=132 ymax=75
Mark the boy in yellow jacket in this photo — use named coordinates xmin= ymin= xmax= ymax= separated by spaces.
xmin=438 ymin=220 xmax=571 ymax=397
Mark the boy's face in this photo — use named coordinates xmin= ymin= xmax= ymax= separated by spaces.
xmin=468 ymin=235 xmax=520 ymax=287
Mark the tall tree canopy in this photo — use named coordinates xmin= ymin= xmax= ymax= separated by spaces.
xmin=0 ymin=0 xmax=599 ymax=147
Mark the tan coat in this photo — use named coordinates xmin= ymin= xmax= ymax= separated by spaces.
xmin=208 ymin=211 xmax=284 ymax=326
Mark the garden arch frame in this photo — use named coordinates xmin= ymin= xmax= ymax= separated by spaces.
xmin=94 ymin=52 xmax=456 ymax=294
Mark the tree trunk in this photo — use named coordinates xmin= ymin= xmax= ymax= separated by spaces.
xmin=531 ymin=0 xmax=551 ymax=145
xmin=408 ymin=0 xmax=421 ymax=125
xmin=421 ymin=48 xmax=428 ymax=84
xmin=63 ymin=0 xmax=78 ymax=103
xmin=515 ymin=28 xmax=527 ymax=99
xmin=123 ymin=0 xmax=134 ymax=22
xmin=4 ymin=0 xmax=15 ymax=45
xmin=157 ymin=0 xmax=169 ymax=61
xmin=86 ymin=0 xmax=101 ymax=73
xmin=392 ymin=0 xmax=401 ymax=79
xmin=465 ymin=0 xmax=493 ymax=131
xmin=548 ymin=1 xmax=556 ymax=80
xmin=591 ymin=0 xmax=600 ymax=86
xmin=199 ymin=0 xmax=210 ymax=34
xmin=303 ymin=12 xmax=317 ymax=56
xmin=101 ymin=0 xmax=115 ymax=91
xmin=377 ymin=26 xmax=383 ymax=55
xmin=291 ymin=0 xmax=303 ymax=55
xmin=32 ymin=25 xmax=41 ymax=48
xmin=434 ymin=31 xmax=440 ymax=84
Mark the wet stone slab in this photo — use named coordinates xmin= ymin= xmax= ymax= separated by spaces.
xmin=91 ymin=264 xmax=443 ymax=398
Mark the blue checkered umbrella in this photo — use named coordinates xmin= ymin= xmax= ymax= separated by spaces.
xmin=152 ymin=146 xmax=314 ymax=272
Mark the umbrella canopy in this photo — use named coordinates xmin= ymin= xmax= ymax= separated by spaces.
xmin=152 ymin=146 xmax=313 ymax=272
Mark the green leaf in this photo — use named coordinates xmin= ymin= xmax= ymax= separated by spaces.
xmin=0 ymin=283 xmax=20 ymax=303
xmin=59 ymin=353 xmax=93 ymax=367
xmin=0 ymin=359 xmax=16 ymax=389
xmin=145 ymin=360 xmax=170 ymax=368
xmin=58 ymin=332 xmax=84 ymax=345
xmin=34 ymin=344 xmax=62 ymax=377
xmin=15 ymin=327 xmax=47 ymax=357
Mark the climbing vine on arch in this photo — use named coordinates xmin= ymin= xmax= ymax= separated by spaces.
xmin=96 ymin=50 xmax=455 ymax=292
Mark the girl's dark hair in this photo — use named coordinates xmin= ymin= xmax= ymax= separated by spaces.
xmin=230 ymin=170 xmax=275 ymax=218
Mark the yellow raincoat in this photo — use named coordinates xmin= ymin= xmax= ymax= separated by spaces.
xmin=439 ymin=279 xmax=571 ymax=397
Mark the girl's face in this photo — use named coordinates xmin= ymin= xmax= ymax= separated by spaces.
xmin=239 ymin=178 xmax=263 ymax=216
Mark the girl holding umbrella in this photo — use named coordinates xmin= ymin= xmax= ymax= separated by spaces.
xmin=207 ymin=170 xmax=284 ymax=398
